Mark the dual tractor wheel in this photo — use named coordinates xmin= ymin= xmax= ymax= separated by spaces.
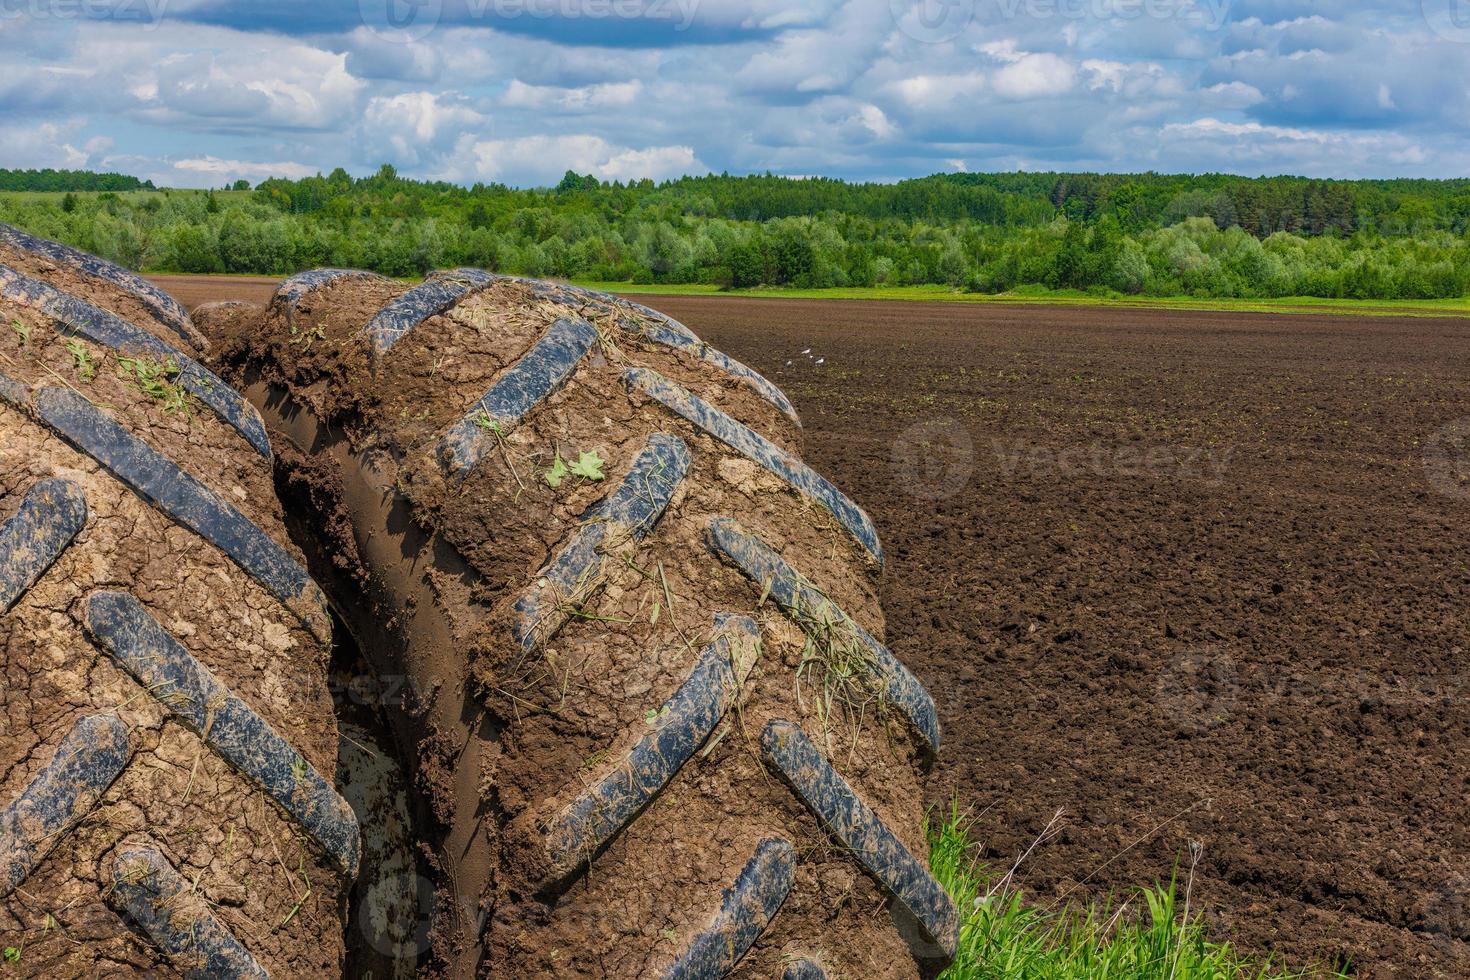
xmin=0 ymin=226 xmax=954 ymax=978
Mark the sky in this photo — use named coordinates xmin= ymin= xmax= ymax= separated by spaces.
xmin=0 ymin=0 xmax=1466 ymax=188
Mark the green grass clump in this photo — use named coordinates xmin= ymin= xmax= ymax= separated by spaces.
xmin=116 ymin=353 xmax=191 ymax=414
xmin=928 ymin=805 xmax=1341 ymax=979
xmin=64 ymin=339 xmax=96 ymax=382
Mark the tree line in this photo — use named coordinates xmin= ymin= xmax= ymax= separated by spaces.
xmin=0 ymin=168 xmax=155 ymax=193
xmin=1 ymin=165 xmax=1467 ymax=300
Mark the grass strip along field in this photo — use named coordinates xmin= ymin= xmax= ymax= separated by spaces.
xmin=577 ymin=281 xmax=1470 ymax=318
xmin=145 ymin=273 xmax=1470 ymax=320
xmin=929 ymin=809 xmax=1342 ymax=979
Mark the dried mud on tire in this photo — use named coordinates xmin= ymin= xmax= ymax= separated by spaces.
xmin=0 ymin=227 xmax=355 ymax=975
xmin=212 ymin=270 xmax=954 ymax=978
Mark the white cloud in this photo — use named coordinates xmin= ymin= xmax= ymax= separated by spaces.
xmin=502 ymin=80 xmax=644 ymax=112
xmin=1165 ymin=118 xmax=1317 ymax=141
xmin=146 ymin=45 xmax=364 ymax=130
xmin=890 ymin=73 xmax=988 ymax=110
xmin=172 ymin=156 xmax=318 ymax=180
xmin=1207 ymin=8 xmax=1466 ymax=129
xmin=1080 ymin=59 xmax=1128 ymax=92
xmin=992 ymin=53 xmax=1076 ymax=100
xmin=1155 ymin=117 xmax=1429 ymax=169
xmin=597 ymin=145 xmax=701 ymax=182
xmin=976 ymin=41 xmax=1077 ymax=100
xmin=1202 ymin=81 xmax=1266 ymax=108
xmin=0 ymin=119 xmax=93 ymax=169
xmin=341 ymin=26 xmax=443 ymax=84
xmin=857 ymin=104 xmax=894 ymax=139
xmin=361 ymin=92 xmax=487 ymax=167
xmin=979 ymin=40 xmax=1027 ymax=64
xmin=734 ymin=0 xmax=889 ymax=95
xmin=0 ymin=22 xmax=366 ymax=133
xmin=442 ymin=134 xmax=706 ymax=186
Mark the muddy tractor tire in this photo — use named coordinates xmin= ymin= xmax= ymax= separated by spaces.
xmin=214 ymin=268 xmax=956 ymax=978
xmin=0 ymin=226 xmax=357 ymax=975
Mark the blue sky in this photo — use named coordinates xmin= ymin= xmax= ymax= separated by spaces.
xmin=0 ymin=0 xmax=1466 ymax=187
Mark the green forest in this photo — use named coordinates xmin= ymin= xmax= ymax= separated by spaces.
xmin=3 ymin=165 xmax=1470 ymax=300
xmin=0 ymin=168 xmax=156 ymax=193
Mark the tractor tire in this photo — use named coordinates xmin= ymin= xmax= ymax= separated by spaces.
xmin=211 ymin=268 xmax=956 ymax=980
xmin=0 ymin=226 xmax=357 ymax=976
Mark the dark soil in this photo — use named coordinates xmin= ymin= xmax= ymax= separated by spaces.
xmin=149 ymin=274 xmax=279 ymax=310
xmin=152 ymin=276 xmax=1470 ymax=978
